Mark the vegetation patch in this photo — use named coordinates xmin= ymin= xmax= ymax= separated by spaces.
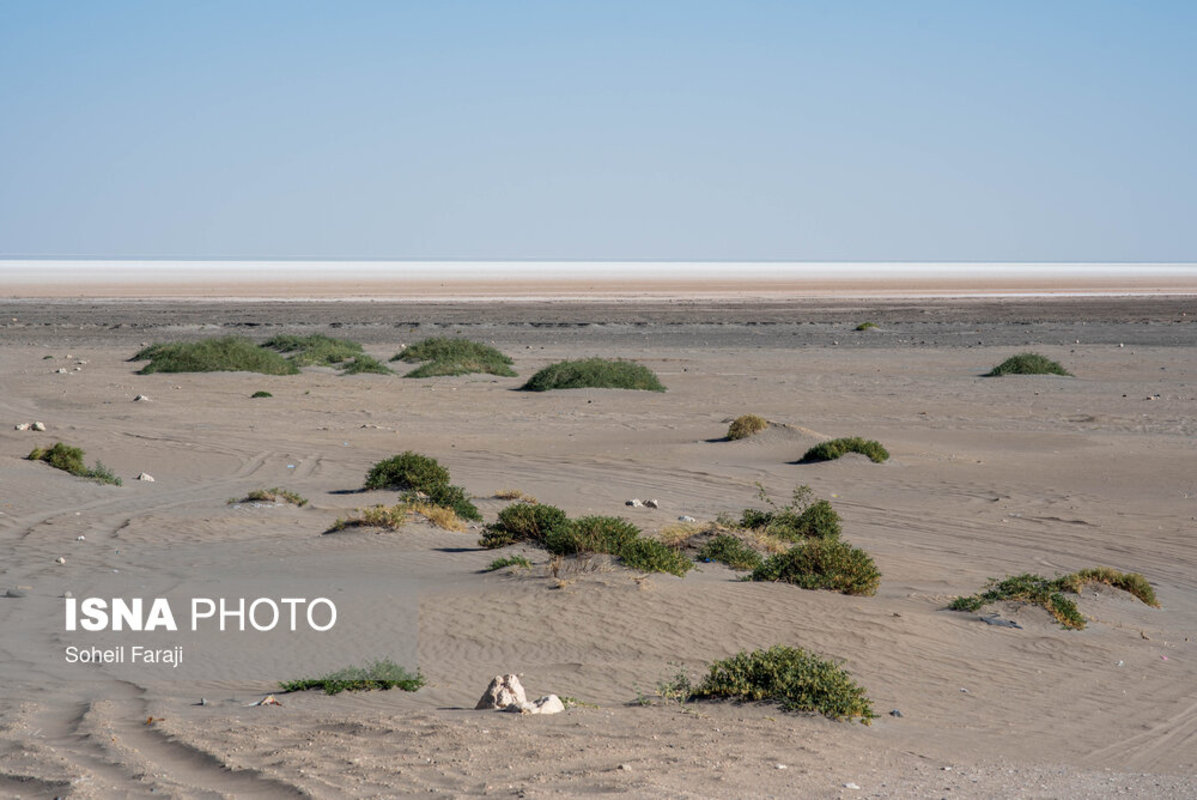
xmin=521 ymin=358 xmax=665 ymax=392
xmin=484 ymin=555 xmax=534 ymax=572
xmin=229 ymin=487 xmax=308 ymax=507
xmin=689 ymin=645 xmax=875 ymax=723
xmin=392 ymin=337 xmax=517 ymax=378
xmin=363 ymin=451 xmax=479 ymax=521
xmin=131 ymin=337 xmax=299 ymax=375
xmin=328 ymin=499 xmax=466 ymax=533
xmin=481 ymin=504 xmax=691 ymax=576
xmin=949 ymin=568 xmax=1157 ymax=630
xmin=698 ymin=534 xmax=764 ymax=571
xmin=985 ymin=352 xmax=1072 ymax=377
xmin=280 ymin=658 xmax=424 ymax=695
xmin=750 ymin=538 xmax=881 ymax=596
xmin=493 ymin=488 xmax=536 ymax=502
xmin=854 ymin=322 xmax=878 ymax=331
xmin=737 ymin=485 xmax=842 ymax=541
xmin=263 ymin=334 xmax=393 ymax=375
xmin=339 ymin=355 xmax=393 ymax=375
xmin=726 ymin=414 xmax=768 ymax=440
xmin=250 ymin=390 xmax=273 ymax=398
xmin=27 ymin=442 xmax=122 ymax=486
xmin=800 ymin=437 xmax=889 ymax=464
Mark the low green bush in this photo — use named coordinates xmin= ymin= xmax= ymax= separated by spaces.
xmin=751 ymin=539 xmax=880 ymax=596
xmin=250 ymin=390 xmax=273 ymax=398
xmin=854 ymin=322 xmax=878 ymax=331
xmin=619 ymin=538 xmax=693 ymax=577
xmin=521 ymin=358 xmax=665 ymax=392
xmin=949 ymin=567 xmax=1157 ymax=630
xmin=339 ymin=355 xmax=393 ymax=375
xmin=800 ymin=437 xmax=889 ymax=464
xmin=480 ymin=502 xmax=571 ymax=549
xmin=27 ymin=442 xmax=122 ymax=486
xmin=230 ymin=487 xmax=308 ymax=507
xmin=545 ymin=515 xmax=641 ymax=556
xmin=737 ymin=486 xmax=842 ymax=540
xmin=697 ymin=534 xmax=764 ymax=570
xmin=363 ymin=451 xmax=479 ymax=520
xmin=485 ymin=555 xmax=533 ymax=572
xmin=690 ymin=645 xmax=875 ymax=723
xmin=726 ymin=414 xmax=768 ymax=440
xmin=280 ymin=658 xmax=424 ymax=695
xmin=393 ymin=337 xmax=516 ymax=378
xmin=365 ymin=451 xmax=450 ymax=492
xmin=263 ymin=333 xmax=363 ymax=367
xmin=131 ymin=336 xmax=299 ymax=375
xmin=986 ymin=352 xmax=1072 ymax=377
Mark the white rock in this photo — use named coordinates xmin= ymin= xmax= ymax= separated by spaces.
xmin=14 ymin=423 xmax=29 ymax=431
xmin=134 ymin=394 xmax=150 ymax=402
xmin=626 ymin=499 xmax=643 ymax=507
xmin=844 ymin=783 xmax=861 ymax=790
xmin=55 ymin=368 xmax=68 ymax=374
xmin=526 ymin=694 xmax=565 ymax=715
xmin=32 ymin=421 xmax=46 ymax=431
xmin=475 ymin=674 xmax=527 ymax=710
xmin=137 ymin=472 xmax=155 ymax=482
xmin=55 ymin=557 xmax=66 ymax=565
xmin=678 ymin=515 xmax=697 ymax=523
xmin=644 ymin=499 xmax=660 ymax=509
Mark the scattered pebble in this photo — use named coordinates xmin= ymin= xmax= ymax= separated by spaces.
xmin=63 ymin=591 xmax=72 ymax=598
xmin=618 ymin=764 xmax=632 ymax=771
xmin=889 ymin=709 xmax=903 ymax=717
xmin=844 ymin=782 xmax=860 ymax=790
xmin=76 ymin=535 xmax=85 ymax=541
xmin=775 ymin=763 xmax=787 ymax=770
xmin=14 ymin=423 xmax=29 ymax=431
xmin=626 ymin=499 xmax=643 ymax=507
xmin=54 ymin=368 xmax=68 ymax=374
xmin=137 ymin=472 xmax=155 ymax=482
xmin=32 ymin=421 xmax=45 ymax=431
xmin=55 ymin=557 xmax=66 ymax=565
xmin=134 ymin=394 xmax=150 ymax=402
xmin=644 ymin=499 xmax=660 ymax=509
xmin=678 ymin=515 xmax=697 ymax=523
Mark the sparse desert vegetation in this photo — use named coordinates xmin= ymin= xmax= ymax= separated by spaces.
xmin=392 ymin=337 xmax=517 ymax=378
xmin=280 ymin=658 xmax=425 ymax=695
xmin=697 ymin=534 xmax=764 ymax=570
xmin=27 ymin=442 xmax=122 ymax=486
xmin=264 ymin=334 xmax=393 ymax=375
xmin=750 ymin=538 xmax=881 ymax=596
xmin=131 ymin=337 xmax=299 ymax=375
xmin=484 ymin=555 xmax=534 ymax=572
xmin=688 ymin=645 xmax=876 ymax=723
xmin=986 ymin=352 xmax=1073 ymax=377
xmin=855 ymin=322 xmax=878 ymax=331
xmin=800 ymin=436 xmax=890 ymax=464
xmin=949 ymin=568 xmax=1158 ymax=629
xmin=228 ymin=487 xmax=308 ymax=507
xmin=480 ymin=503 xmax=691 ymax=576
xmin=250 ymin=390 xmax=273 ymax=398
xmin=737 ymin=485 xmax=842 ymax=541
xmin=521 ymin=358 xmax=665 ymax=392
xmin=363 ymin=451 xmax=480 ymax=520
xmin=726 ymin=414 xmax=768 ymax=440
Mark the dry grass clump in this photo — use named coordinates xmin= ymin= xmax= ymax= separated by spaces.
xmin=229 ymin=487 xmax=308 ymax=507
xmin=726 ymin=414 xmax=768 ymax=440
xmin=484 ymin=555 xmax=534 ymax=572
xmin=328 ymin=500 xmax=467 ymax=533
xmin=986 ymin=352 xmax=1072 ymax=377
xmin=493 ymin=488 xmax=536 ymax=502
xmin=949 ymin=567 xmax=1158 ymax=629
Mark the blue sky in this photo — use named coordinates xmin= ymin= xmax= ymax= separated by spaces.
xmin=1 ymin=1 xmax=1193 ymax=261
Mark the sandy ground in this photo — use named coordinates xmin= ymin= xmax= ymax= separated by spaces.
xmin=1 ymin=295 xmax=1195 ymax=798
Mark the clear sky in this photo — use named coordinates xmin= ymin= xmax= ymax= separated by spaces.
xmin=1 ymin=1 xmax=1193 ymax=262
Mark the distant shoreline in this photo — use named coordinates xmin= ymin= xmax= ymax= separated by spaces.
xmin=4 ymin=259 xmax=1197 ymax=300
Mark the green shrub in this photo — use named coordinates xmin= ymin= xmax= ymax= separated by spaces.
xmin=280 ymin=658 xmax=424 ymax=695
xmin=619 ymin=538 xmax=693 ymax=577
xmin=480 ymin=502 xmax=571 ymax=549
xmin=949 ymin=568 xmax=1157 ymax=630
xmin=751 ymin=539 xmax=880 ymax=596
xmin=854 ymin=322 xmax=877 ymax=331
xmin=250 ymin=390 xmax=273 ymax=398
xmin=363 ymin=451 xmax=478 ymax=519
xmin=737 ymin=486 xmax=841 ymax=540
xmin=698 ymin=534 xmax=764 ymax=570
xmin=393 ymin=337 xmax=516 ymax=378
xmin=800 ymin=437 xmax=889 ymax=464
xmin=339 ymin=355 xmax=393 ymax=375
xmin=521 ymin=358 xmax=665 ymax=392
xmin=131 ymin=336 xmax=299 ymax=375
xmin=544 ymin=515 xmax=641 ymax=556
xmin=726 ymin=414 xmax=768 ymax=440
xmin=263 ymin=333 xmax=363 ymax=367
xmin=485 ymin=555 xmax=533 ymax=572
xmin=986 ymin=352 xmax=1072 ymax=377
xmin=690 ymin=645 xmax=875 ymax=723
xmin=365 ymin=451 xmax=451 ymax=492
xmin=27 ymin=442 xmax=122 ymax=486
